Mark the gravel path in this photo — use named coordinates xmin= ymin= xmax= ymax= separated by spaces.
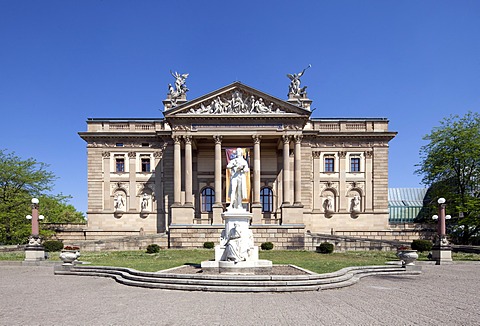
xmin=0 ymin=262 xmax=479 ymax=325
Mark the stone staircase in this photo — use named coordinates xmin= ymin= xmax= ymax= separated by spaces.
xmin=54 ymin=264 xmax=420 ymax=292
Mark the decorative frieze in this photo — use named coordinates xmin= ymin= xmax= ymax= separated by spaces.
xmin=187 ymin=90 xmax=286 ymax=115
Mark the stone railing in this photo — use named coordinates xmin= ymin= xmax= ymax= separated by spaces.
xmin=308 ymin=119 xmax=389 ymax=133
xmin=86 ymin=120 xmax=165 ymax=132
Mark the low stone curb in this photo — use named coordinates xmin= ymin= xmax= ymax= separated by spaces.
xmin=54 ymin=263 xmax=421 ymax=292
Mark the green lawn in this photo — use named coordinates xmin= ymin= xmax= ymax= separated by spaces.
xmin=2 ymin=249 xmax=479 ymax=274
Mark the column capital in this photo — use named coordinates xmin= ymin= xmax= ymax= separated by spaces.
xmin=338 ymin=151 xmax=347 ymax=158
xmin=184 ymin=135 xmax=192 ymax=144
xmin=365 ymin=150 xmax=373 ymax=158
xmin=252 ymin=135 xmax=262 ymax=144
xmin=294 ymin=135 xmax=303 ymax=143
xmin=128 ymin=151 xmax=136 ymax=158
xmin=282 ymin=135 xmax=291 ymax=144
xmin=102 ymin=151 xmax=111 ymax=158
xmin=213 ymin=135 xmax=223 ymax=144
xmin=172 ymin=135 xmax=181 ymax=144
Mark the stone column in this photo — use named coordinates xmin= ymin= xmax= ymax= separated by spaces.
xmin=173 ymin=136 xmax=181 ymax=205
xmin=252 ymin=135 xmax=262 ymax=224
xmin=184 ymin=135 xmax=193 ymax=206
xmin=128 ymin=151 xmax=136 ymax=210
xmin=282 ymin=135 xmax=291 ymax=205
xmin=293 ymin=135 xmax=303 ymax=206
xmin=252 ymin=135 xmax=261 ymax=204
xmin=102 ymin=152 xmax=111 ymax=210
xmin=212 ymin=135 xmax=223 ymax=224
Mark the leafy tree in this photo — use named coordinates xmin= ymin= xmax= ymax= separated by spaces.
xmin=416 ymin=111 xmax=480 ymax=244
xmin=0 ymin=149 xmax=84 ymax=245
xmin=38 ymin=195 xmax=85 ymax=224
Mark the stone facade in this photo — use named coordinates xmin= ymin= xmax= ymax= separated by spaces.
xmin=78 ymin=82 xmax=398 ymax=248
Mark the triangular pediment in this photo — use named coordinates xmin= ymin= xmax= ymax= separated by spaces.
xmin=163 ymin=82 xmax=311 ymax=119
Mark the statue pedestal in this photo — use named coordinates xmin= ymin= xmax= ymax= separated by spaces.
xmin=201 ymin=208 xmax=272 ymax=274
xmin=25 ymin=245 xmax=45 ymax=261
xmin=432 ymin=245 xmax=453 ymax=265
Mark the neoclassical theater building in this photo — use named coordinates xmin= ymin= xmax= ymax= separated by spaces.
xmin=79 ymin=74 xmax=398 ymax=249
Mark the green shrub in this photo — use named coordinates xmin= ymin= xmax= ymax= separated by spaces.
xmin=411 ymin=239 xmax=433 ymax=252
xmin=146 ymin=244 xmax=160 ymax=254
xmin=316 ymin=242 xmax=334 ymax=254
xmin=203 ymin=241 xmax=214 ymax=249
xmin=43 ymin=240 xmax=64 ymax=252
xmin=261 ymin=242 xmax=274 ymax=250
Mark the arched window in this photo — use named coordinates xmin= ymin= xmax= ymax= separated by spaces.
xmin=201 ymin=187 xmax=215 ymax=212
xmin=260 ymin=187 xmax=273 ymax=212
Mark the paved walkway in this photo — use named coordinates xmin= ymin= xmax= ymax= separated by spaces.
xmin=0 ymin=263 xmax=479 ymax=325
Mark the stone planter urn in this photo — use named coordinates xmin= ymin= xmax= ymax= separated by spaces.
xmin=60 ymin=249 xmax=81 ymax=265
xmin=397 ymin=249 xmax=418 ymax=266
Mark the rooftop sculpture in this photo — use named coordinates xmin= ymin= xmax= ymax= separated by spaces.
xmin=168 ymin=70 xmax=189 ymax=106
xmin=287 ymin=64 xmax=311 ymax=97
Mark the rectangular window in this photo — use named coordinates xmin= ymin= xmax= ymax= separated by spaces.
xmin=351 ymin=157 xmax=360 ymax=172
xmin=115 ymin=143 xmax=124 ymax=147
xmin=141 ymin=157 xmax=151 ymax=172
xmin=324 ymin=156 xmax=335 ymax=172
xmin=115 ymin=157 xmax=125 ymax=172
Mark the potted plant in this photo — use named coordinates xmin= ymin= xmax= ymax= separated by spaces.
xmin=396 ymin=245 xmax=418 ymax=266
xmin=59 ymin=246 xmax=81 ymax=265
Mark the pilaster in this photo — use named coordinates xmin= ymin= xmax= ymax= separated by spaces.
xmin=293 ymin=135 xmax=303 ymax=206
xmin=128 ymin=151 xmax=136 ymax=211
xmin=102 ymin=152 xmax=110 ymax=210
xmin=338 ymin=151 xmax=347 ymax=211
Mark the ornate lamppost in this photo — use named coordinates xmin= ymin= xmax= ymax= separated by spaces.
xmin=431 ymin=197 xmax=452 ymax=264
xmin=24 ymin=198 xmax=45 ymax=261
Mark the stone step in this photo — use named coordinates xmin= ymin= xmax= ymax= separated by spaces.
xmin=54 ymin=264 xmax=420 ymax=292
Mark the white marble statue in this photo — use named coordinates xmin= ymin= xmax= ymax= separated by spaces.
xmin=168 ymin=71 xmax=189 ymax=99
xmin=227 ymin=148 xmax=250 ymax=210
xmin=323 ymin=195 xmax=334 ymax=214
xmin=141 ymin=193 xmax=150 ymax=212
xmin=114 ymin=193 xmax=125 ymax=211
xmin=350 ymin=195 xmax=361 ymax=214
xmin=223 ymin=223 xmax=254 ymax=262
xmin=287 ymin=64 xmax=311 ymax=96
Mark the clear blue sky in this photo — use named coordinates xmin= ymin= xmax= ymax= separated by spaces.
xmin=1 ymin=1 xmax=479 ymax=214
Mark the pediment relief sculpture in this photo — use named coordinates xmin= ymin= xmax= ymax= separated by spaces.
xmin=187 ymin=90 xmax=286 ymax=115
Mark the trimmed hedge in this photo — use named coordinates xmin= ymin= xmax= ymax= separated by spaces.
xmin=43 ymin=240 xmax=64 ymax=252
xmin=261 ymin=242 xmax=274 ymax=250
xmin=203 ymin=241 xmax=214 ymax=249
xmin=411 ymin=239 xmax=433 ymax=252
xmin=316 ymin=242 xmax=334 ymax=254
xmin=146 ymin=244 xmax=160 ymax=254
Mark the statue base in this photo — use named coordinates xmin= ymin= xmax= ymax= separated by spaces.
xmin=25 ymin=245 xmax=45 ymax=261
xmin=432 ymin=245 xmax=453 ymax=265
xmin=201 ymin=259 xmax=273 ymax=274
xmin=200 ymin=207 xmax=272 ymax=274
